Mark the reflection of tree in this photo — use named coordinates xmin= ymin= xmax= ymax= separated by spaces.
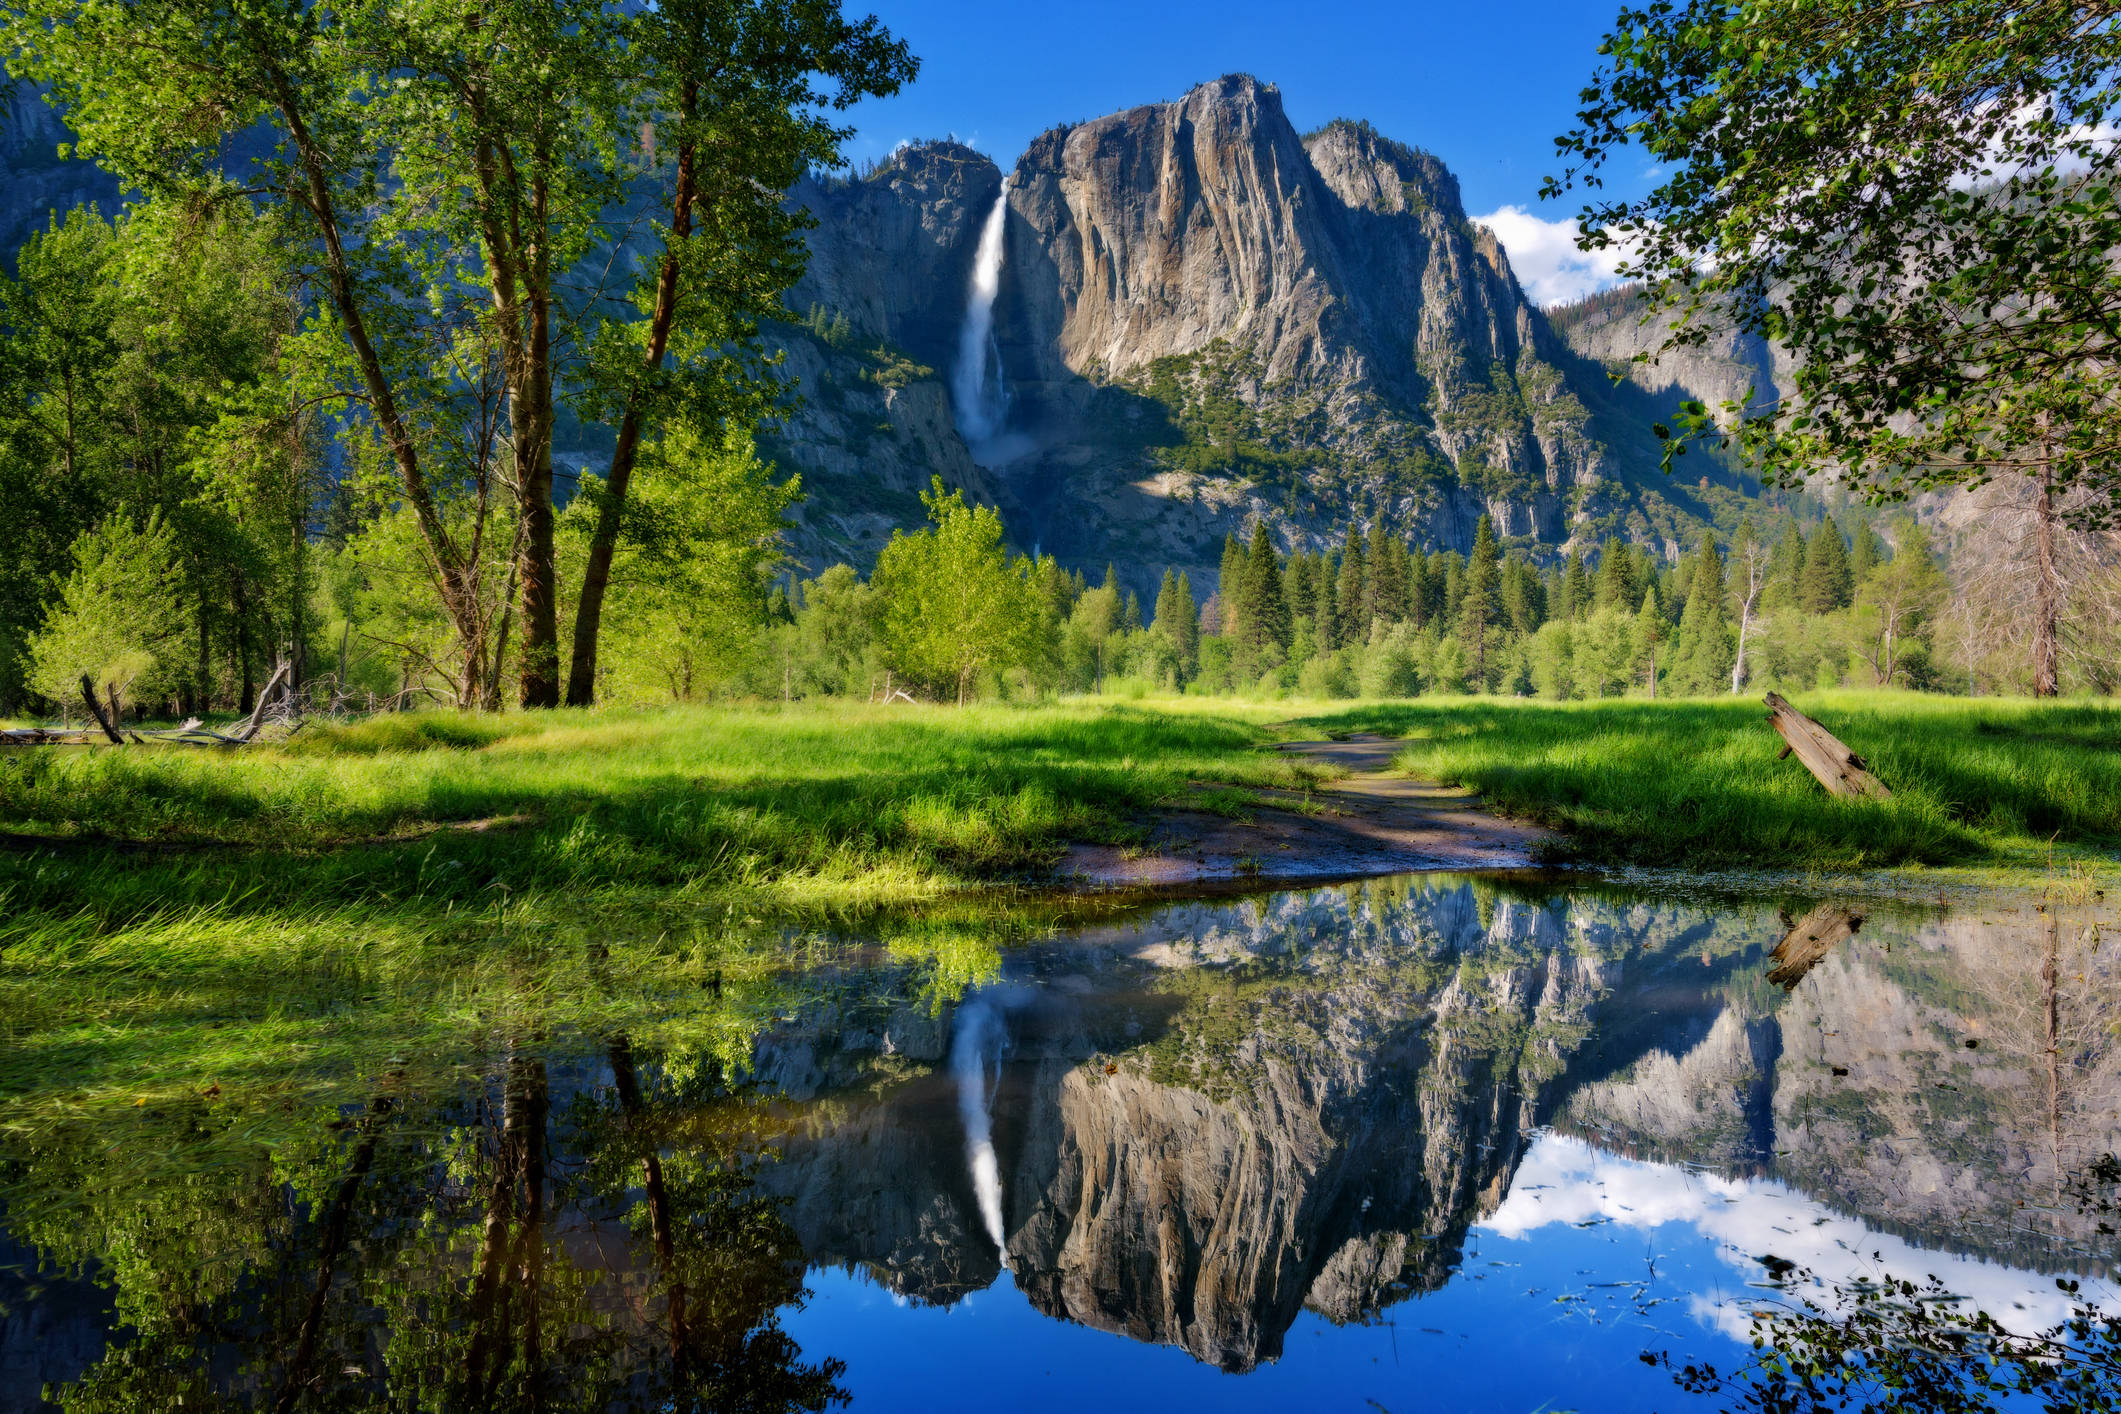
xmin=1648 ymin=1264 xmax=2121 ymax=1414
xmin=594 ymin=1036 xmax=846 ymax=1414
xmin=11 ymin=1039 xmax=843 ymax=1412
xmin=1957 ymin=903 xmax=2121 ymax=1214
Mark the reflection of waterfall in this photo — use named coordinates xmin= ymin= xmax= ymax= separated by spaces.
xmin=952 ymin=180 xmax=1010 ymax=448
xmin=951 ymin=994 xmax=1008 ymax=1261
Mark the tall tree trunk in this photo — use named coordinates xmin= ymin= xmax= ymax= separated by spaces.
xmin=462 ymin=1051 xmax=549 ymax=1400
xmin=195 ymin=605 xmax=212 ymax=714
xmin=260 ymin=53 xmax=488 ymax=690
xmin=272 ymin=1090 xmax=394 ymax=1414
xmin=2044 ymin=913 xmax=2063 ymax=1201
xmin=611 ymin=1038 xmax=691 ymax=1375
xmin=2033 ymin=447 xmax=2062 ymax=698
xmin=565 ymin=105 xmax=700 ymax=708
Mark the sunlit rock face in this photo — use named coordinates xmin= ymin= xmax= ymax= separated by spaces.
xmin=762 ymin=76 xmax=1733 ymax=599
xmin=747 ymin=881 xmax=2121 ymax=1370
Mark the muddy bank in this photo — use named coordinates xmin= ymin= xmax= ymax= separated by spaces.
xmin=1059 ymin=734 xmax=1555 ymax=886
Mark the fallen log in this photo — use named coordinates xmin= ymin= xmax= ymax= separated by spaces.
xmin=229 ymin=661 xmax=294 ymax=743
xmin=1763 ymin=692 xmax=1891 ymax=800
xmin=79 ymin=675 xmax=124 ymax=744
xmin=1767 ymin=904 xmax=1865 ymax=990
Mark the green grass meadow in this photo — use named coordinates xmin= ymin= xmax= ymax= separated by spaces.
xmin=1 ymin=690 xmax=2115 ymax=1137
xmin=1332 ymin=691 xmax=2121 ymax=872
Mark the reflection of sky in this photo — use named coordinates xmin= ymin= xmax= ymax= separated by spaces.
xmin=781 ymin=1135 xmax=2110 ymax=1413
xmin=1485 ymin=1135 xmax=2106 ymax=1341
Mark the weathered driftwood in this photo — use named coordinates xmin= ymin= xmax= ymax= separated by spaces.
xmin=1764 ymin=692 xmax=1891 ymax=800
xmin=79 ymin=675 xmax=124 ymax=744
xmin=230 ymin=662 xmax=294 ymax=744
xmin=1767 ymin=903 xmax=1865 ymax=990
xmin=0 ymin=726 xmax=91 ymax=745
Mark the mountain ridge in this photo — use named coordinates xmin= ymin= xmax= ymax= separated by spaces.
xmin=767 ymin=75 xmax=1763 ymax=604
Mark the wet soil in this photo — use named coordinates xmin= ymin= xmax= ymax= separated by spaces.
xmin=1059 ymin=733 xmax=1555 ymax=886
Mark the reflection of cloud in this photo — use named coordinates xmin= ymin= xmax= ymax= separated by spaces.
xmin=1483 ymin=1135 xmax=2100 ymax=1340
xmin=1470 ymin=206 xmax=1632 ymax=307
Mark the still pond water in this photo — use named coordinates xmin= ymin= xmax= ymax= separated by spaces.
xmin=1 ymin=873 xmax=2113 ymax=1411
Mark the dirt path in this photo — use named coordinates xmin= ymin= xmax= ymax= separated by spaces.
xmin=1060 ymin=733 xmax=1555 ymax=887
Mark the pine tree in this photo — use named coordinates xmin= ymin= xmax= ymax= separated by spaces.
xmin=1849 ymin=520 xmax=1882 ymax=585
xmin=1801 ymin=516 xmax=1854 ymax=612
xmin=1459 ymin=516 xmax=1505 ymax=691
xmin=1171 ymin=571 xmax=1199 ymax=677
xmin=1234 ymin=530 xmax=1291 ymax=678
xmin=1562 ymin=546 xmax=1592 ymax=621
xmin=1284 ymin=553 xmax=1313 ymax=624
xmin=1408 ymin=548 xmax=1432 ymax=629
xmin=1501 ymin=555 xmax=1545 ymax=634
xmin=1594 ymin=539 xmax=1638 ymax=614
xmin=1314 ymin=554 xmax=1339 ymax=650
xmin=1122 ymin=589 xmax=1142 ymax=633
xmin=1218 ymin=534 xmax=1248 ymax=647
xmin=1336 ymin=535 xmax=1368 ymax=646
xmin=1631 ymin=585 xmax=1665 ymax=695
xmin=1768 ymin=512 xmax=1807 ymax=608
xmin=1671 ymin=536 xmax=1733 ymax=692
xmin=1154 ymin=567 xmax=1178 ymax=633
xmin=1442 ymin=552 xmax=1466 ymax=623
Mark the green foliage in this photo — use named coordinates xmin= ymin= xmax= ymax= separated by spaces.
xmin=1668 ymin=537 xmax=1734 ymax=695
xmin=1647 ymin=1267 xmax=2120 ymax=1414
xmin=873 ymin=478 xmax=1047 ymax=702
xmin=27 ymin=508 xmax=188 ymax=713
xmin=1320 ymin=693 xmax=2121 ymax=869
xmin=1552 ymin=0 xmax=2121 ymax=520
xmin=1802 ymin=516 xmax=1856 ymax=613
xmin=1120 ymin=341 xmax=1321 ymax=483
xmin=3 ymin=0 xmax=915 ymax=709
xmin=0 ymin=203 xmax=315 ymax=717
xmin=568 ymin=422 xmax=801 ymax=704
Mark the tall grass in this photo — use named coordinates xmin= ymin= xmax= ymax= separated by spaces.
xmin=0 ymin=700 xmax=1330 ymax=924
xmin=1308 ymin=691 xmax=2121 ymax=870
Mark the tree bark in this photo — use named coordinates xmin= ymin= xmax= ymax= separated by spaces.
xmin=2033 ymin=447 xmax=2062 ymax=697
xmin=565 ymin=100 xmax=700 ymax=708
xmin=611 ymin=1037 xmax=691 ymax=1375
xmin=261 ymin=54 xmax=489 ymax=696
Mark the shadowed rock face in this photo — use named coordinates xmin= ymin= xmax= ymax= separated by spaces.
xmin=749 ymin=880 xmax=2120 ymax=1371
xmin=0 ymin=87 xmax=120 ymax=261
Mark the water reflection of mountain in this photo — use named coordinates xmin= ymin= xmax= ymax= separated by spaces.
xmin=752 ymin=876 xmax=2119 ymax=1371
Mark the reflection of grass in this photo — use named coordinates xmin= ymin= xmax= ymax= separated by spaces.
xmin=1302 ymin=692 xmax=2121 ymax=872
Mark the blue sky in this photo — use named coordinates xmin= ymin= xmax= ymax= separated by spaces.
xmin=837 ymin=0 xmax=1653 ymax=305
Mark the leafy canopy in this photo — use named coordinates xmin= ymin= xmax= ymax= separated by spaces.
xmin=1548 ymin=1 xmax=2121 ymax=519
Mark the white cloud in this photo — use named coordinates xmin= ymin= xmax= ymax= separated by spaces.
xmin=1482 ymin=1135 xmax=2105 ymax=1342
xmin=1471 ymin=204 xmax=1631 ymax=308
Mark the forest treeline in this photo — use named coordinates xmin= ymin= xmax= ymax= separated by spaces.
xmin=734 ymin=494 xmax=2109 ymax=704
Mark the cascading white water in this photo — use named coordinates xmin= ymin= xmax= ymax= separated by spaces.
xmin=951 ymin=179 xmax=1011 ymax=445
xmin=951 ymin=994 xmax=1008 ymax=1262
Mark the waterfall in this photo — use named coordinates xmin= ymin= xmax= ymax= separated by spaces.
xmin=952 ymin=179 xmax=1010 ymax=445
xmin=951 ymin=993 xmax=1008 ymax=1262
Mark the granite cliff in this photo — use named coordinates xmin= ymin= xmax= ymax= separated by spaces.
xmin=767 ymin=76 xmax=1761 ymax=603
